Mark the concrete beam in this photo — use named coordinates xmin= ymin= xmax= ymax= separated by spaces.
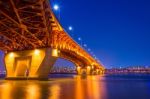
xmin=4 ymin=48 xmax=58 ymax=80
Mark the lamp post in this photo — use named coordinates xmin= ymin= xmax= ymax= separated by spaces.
xmin=88 ymin=48 xmax=91 ymax=52
xmin=83 ymin=44 xmax=87 ymax=48
xmin=68 ymin=26 xmax=74 ymax=37
xmin=68 ymin=26 xmax=73 ymax=31
xmin=78 ymin=37 xmax=82 ymax=47
xmin=53 ymin=4 xmax=61 ymax=20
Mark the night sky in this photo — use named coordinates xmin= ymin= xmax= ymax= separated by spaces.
xmin=0 ymin=0 xmax=150 ymax=70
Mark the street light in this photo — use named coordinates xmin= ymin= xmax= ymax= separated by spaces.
xmin=53 ymin=4 xmax=59 ymax=11
xmin=83 ymin=44 xmax=87 ymax=47
xmin=68 ymin=26 xmax=74 ymax=38
xmin=88 ymin=48 xmax=91 ymax=51
xmin=93 ymin=54 xmax=96 ymax=57
xmin=53 ymin=4 xmax=60 ymax=20
xmin=78 ymin=37 xmax=82 ymax=47
xmin=68 ymin=26 xmax=73 ymax=31
xmin=78 ymin=37 xmax=81 ymax=41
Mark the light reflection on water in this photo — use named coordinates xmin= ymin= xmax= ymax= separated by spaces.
xmin=0 ymin=76 xmax=106 ymax=99
xmin=0 ymin=74 xmax=150 ymax=99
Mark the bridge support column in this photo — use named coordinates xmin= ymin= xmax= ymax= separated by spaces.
xmin=86 ymin=66 xmax=92 ymax=75
xmin=77 ymin=66 xmax=92 ymax=75
xmin=96 ymin=69 xmax=105 ymax=75
xmin=96 ymin=69 xmax=101 ymax=75
xmin=77 ymin=66 xmax=81 ymax=75
xmin=4 ymin=48 xmax=58 ymax=80
xmin=91 ymin=68 xmax=105 ymax=75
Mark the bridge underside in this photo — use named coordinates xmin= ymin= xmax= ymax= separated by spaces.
xmin=5 ymin=48 xmax=56 ymax=80
xmin=4 ymin=48 xmax=104 ymax=80
xmin=0 ymin=0 xmax=104 ymax=80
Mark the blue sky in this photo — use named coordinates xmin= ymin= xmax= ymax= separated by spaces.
xmin=0 ymin=0 xmax=150 ymax=69
xmin=51 ymin=0 xmax=150 ymax=68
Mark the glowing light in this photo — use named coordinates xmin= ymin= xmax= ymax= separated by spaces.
xmin=87 ymin=66 xmax=91 ymax=69
xmin=88 ymin=49 xmax=91 ymax=51
xmin=49 ymin=84 xmax=60 ymax=99
xmin=53 ymin=4 xmax=59 ymax=11
xmin=83 ymin=44 xmax=87 ymax=47
xmin=78 ymin=37 xmax=81 ymax=41
xmin=77 ymin=66 xmax=81 ymax=69
xmin=68 ymin=26 xmax=73 ymax=31
xmin=87 ymin=66 xmax=91 ymax=75
xmin=92 ymin=66 xmax=94 ymax=69
xmin=92 ymin=62 xmax=95 ymax=65
xmin=9 ymin=52 xmax=14 ymax=57
xmin=34 ymin=49 xmax=40 ymax=55
xmin=1 ymin=83 xmax=12 ymax=99
xmin=77 ymin=66 xmax=81 ymax=75
xmin=96 ymin=69 xmax=99 ymax=72
xmin=52 ymin=49 xmax=58 ymax=57
xmin=75 ymin=76 xmax=84 ymax=99
xmin=26 ymin=84 xmax=40 ymax=99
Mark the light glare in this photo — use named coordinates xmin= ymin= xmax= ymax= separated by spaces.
xmin=52 ymin=49 xmax=58 ymax=57
xmin=34 ymin=49 xmax=40 ymax=55
xmin=53 ymin=4 xmax=59 ymax=11
xmin=83 ymin=44 xmax=87 ymax=47
xmin=68 ymin=26 xmax=73 ymax=31
xmin=78 ymin=37 xmax=81 ymax=41
xmin=9 ymin=53 xmax=14 ymax=57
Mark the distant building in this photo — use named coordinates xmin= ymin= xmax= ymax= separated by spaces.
xmin=50 ymin=66 xmax=76 ymax=74
xmin=105 ymin=66 xmax=150 ymax=74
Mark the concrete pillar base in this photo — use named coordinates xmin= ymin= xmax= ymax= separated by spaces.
xmin=77 ymin=66 xmax=92 ymax=75
xmin=4 ymin=48 xmax=58 ymax=80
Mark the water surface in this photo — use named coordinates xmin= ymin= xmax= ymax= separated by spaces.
xmin=0 ymin=74 xmax=150 ymax=99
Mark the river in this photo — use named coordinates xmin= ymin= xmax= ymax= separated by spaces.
xmin=0 ymin=74 xmax=150 ymax=99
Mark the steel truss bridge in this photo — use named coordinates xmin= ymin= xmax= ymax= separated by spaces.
xmin=0 ymin=0 xmax=104 ymax=79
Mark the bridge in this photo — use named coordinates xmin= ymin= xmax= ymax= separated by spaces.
xmin=0 ymin=0 xmax=104 ymax=80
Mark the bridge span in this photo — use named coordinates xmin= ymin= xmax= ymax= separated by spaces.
xmin=0 ymin=0 xmax=104 ymax=79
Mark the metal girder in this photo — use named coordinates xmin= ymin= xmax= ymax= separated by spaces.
xmin=0 ymin=0 xmax=103 ymax=69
